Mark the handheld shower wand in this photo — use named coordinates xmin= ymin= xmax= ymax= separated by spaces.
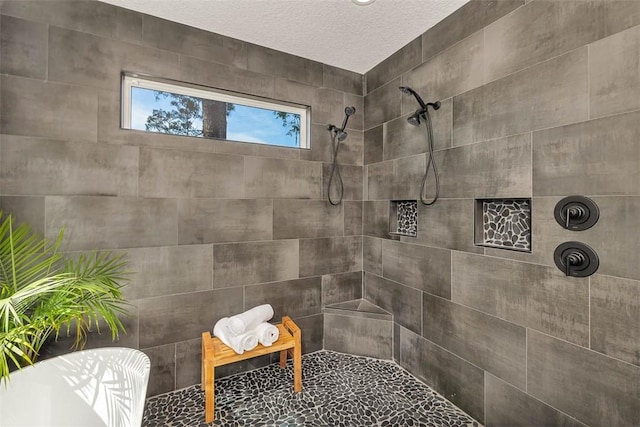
xmin=399 ymin=86 xmax=441 ymax=205
xmin=327 ymin=106 xmax=356 ymax=205
xmin=328 ymin=106 xmax=356 ymax=142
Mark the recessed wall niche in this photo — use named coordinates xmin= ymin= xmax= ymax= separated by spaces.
xmin=474 ymin=199 xmax=531 ymax=252
xmin=389 ymin=200 xmax=418 ymax=237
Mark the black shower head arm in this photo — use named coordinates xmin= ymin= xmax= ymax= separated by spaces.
xmin=399 ymin=86 xmax=427 ymax=110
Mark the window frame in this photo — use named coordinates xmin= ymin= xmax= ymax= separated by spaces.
xmin=121 ymin=72 xmax=310 ymax=149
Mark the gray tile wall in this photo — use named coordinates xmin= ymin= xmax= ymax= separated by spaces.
xmin=364 ymin=1 xmax=640 ymax=425
xmin=0 ymin=0 xmax=364 ymax=397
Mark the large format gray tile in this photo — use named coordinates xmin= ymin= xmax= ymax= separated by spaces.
xmin=402 ymin=31 xmax=484 ymax=111
xmin=139 ymin=148 xmax=244 ymax=198
xmin=244 ymin=157 xmax=322 ymax=199
xmin=453 ymin=48 xmax=588 ymax=146
xmin=366 ymin=160 xmax=394 ymax=201
xmin=382 ymin=240 xmax=451 ymax=298
xmin=383 ymin=98 xmax=452 ymax=161
xmin=393 ymin=154 xmax=425 ymax=201
xmin=311 ymin=88 xmax=345 ymax=128
xmin=179 ymin=55 xmax=274 ymax=99
xmin=400 ymin=327 xmax=485 ymax=423
xmin=175 ymin=338 xmax=202 ymax=390
xmin=343 ymin=201 xmax=363 ymax=236
xmin=366 ymin=36 xmax=422 ymax=94
xmin=364 ymin=125 xmax=383 ymax=165
xmin=322 ymin=163 xmax=363 ymax=202
xmin=362 ymin=201 xmax=389 ymax=238
xmin=590 ymin=274 xmax=640 ymax=366
xmin=452 ymin=252 xmax=589 ymax=346
xmin=344 ymin=93 xmax=365 ymax=132
xmin=178 ymin=198 xmax=272 ymax=244
xmin=273 ymin=199 xmax=343 ymax=239
xmin=295 ymin=313 xmax=324 ymax=353
xmin=0 ymin=0 xmax=142 ymax=42
xmin=213 ymin=240 xmax=299 ymax=288
xmin=299 ymin=236 xmax=362 ymax=277
xmin=273 ymin=77 xmax=315 ymax=106
xmin=437 ymin=133 xmax=532 ymax=198
xmin=45 ymin=196 xmax=177 ymax=251
xmin=48 ymin=26 xmax=179 ymax=92
xmin=365 ymin=78 xmax=401 ymax=130
xmin=364 ymin=272 xmax=422 ymax=335
xmin=0 ymin=15 xmax=47 ymax=79
xmin=484 ymin=0 xmax=606 ymax=82
xmin=246 ymin=43 xmax=323 ymax=87
xmin=590 ymin=24 xmax=640 ymax=119
xmin=121 ymin=244 xmax=213 ymax=300
xmin=363 ymin=236 xmax=382 ymax=275
xmin=421 ymin=0 xmax=524 ymax=62
xmin=485 ymin=373 xmax=588 ymax=427
xmin=1 ymin=136 xmax=138 ymax=196
xmin=324 ymin=313 xmax=392 ymax=359
xmin=528 ymin=197 xmax=640 ymax=281
xmin=244 ymin=277 xmax=322 ymax=320
xmin=321 ymin=271 xmax=362 ymax=306
xmin=138 ymin=287 xmax=243 ymax=348
xmin=141 ymin=344 xmax=175 ymax=397
xmin=410 ymin=199 xmax=481 ymax=254
xmin=533 ymin=110 xmax=640 ymax=196
xmin=142 ymin=15 xmax=246 ymax=69
xmin=1 ymin=75 xmax=98 ymax=142
xmin=323 ymin=64 xmax=362 ymax=95
xmin=604 ymin=0 xmax=640 ymax=38
xmin=527 ymin=330 xmax=640 ymax=427
xmin=423 ymin=293 xmax=526 ymax=389
xmin=0 ymin=196 xmax=45 ymax=235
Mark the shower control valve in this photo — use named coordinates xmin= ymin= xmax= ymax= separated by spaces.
xmin=553 ymin=242 xmax=599 ymax=277
xmin=554 ymin=196 xmax=599 ymax=231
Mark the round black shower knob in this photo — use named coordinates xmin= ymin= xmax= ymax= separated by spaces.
xmin=553 ymin=242 xmax=599 ymax=277
xmin=554 ymin=196 xmax=599 ymax=231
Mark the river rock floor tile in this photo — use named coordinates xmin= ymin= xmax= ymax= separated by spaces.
xmin=143 ymin=350 xmax=481 ymax=427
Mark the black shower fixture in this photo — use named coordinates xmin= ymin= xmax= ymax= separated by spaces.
xmin=326 ymin=106 xmax=356 ymax=205
xmin=328 ymin=106 xmax=356 ymax=142
xmin=398 ymin=86 xmax=441 ymax=205
xmin=399 ymin=86 xmax=440 ymax=126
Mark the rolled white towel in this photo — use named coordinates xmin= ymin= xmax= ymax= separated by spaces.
xmin=254 ymin=322 xmax=280 ymax=347
xmin=227 ymin=304 xmax=274 ymax=336
xmin=213 ymin=318 xmax=259 ymax=355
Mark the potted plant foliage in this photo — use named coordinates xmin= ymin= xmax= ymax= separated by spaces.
xmin=0 ymin=212 xmax=129 ymax=382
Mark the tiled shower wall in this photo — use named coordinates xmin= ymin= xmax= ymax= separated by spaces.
xmin=363 ymin=1 xmax=639 ymax=426
xmin=0 ymin=0 xmax=364 ymax=396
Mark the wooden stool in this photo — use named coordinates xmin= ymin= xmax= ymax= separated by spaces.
xmin=201 ymin=316 xmax=302 ymax=423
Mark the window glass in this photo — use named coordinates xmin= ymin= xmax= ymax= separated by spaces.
xmin=123 ymin=75 xmax=308 ymax=149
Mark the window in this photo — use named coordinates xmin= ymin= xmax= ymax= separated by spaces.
xmin=121 ymin=73 xmax=310 ymax=149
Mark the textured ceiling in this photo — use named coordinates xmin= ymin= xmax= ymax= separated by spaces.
xmin=99 ymin=0 xmax=470 ymax=74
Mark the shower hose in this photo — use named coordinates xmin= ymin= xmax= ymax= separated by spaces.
xmin=327 ymin=129 xmax=343 ymax=206
xmin=420 ymin=108 xmax=440 ymax=205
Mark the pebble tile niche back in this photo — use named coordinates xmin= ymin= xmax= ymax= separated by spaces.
xmin=474 ymin=199 xmax=532 ymax=252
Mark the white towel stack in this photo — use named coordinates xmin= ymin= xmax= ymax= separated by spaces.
xmin=213 ymin=304 xmax=280 ymax=354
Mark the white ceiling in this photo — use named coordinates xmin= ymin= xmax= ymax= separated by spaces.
xmin=100 ymin=0 xmax=470 ymax=74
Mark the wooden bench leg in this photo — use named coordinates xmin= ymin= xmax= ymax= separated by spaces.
xmin=201 ymin=339 xmax=205 ymax=391
xmin=204 ymin=361 xmax=215 ymax=423
xmin=279 ymin=349 xmax=287 ymax=368
xmin=293 ymin=330 xmax=302 ymax=392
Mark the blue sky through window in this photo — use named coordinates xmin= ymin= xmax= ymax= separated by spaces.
xmin=130 ymin=87 xmax=300 ymax=148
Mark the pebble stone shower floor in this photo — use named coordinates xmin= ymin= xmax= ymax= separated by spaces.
xmin=143 ymin=350 xmax=480 ymax=427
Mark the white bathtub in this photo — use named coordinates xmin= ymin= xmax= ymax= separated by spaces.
xmin=0 ymin=347 xmax=150 ymax=427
